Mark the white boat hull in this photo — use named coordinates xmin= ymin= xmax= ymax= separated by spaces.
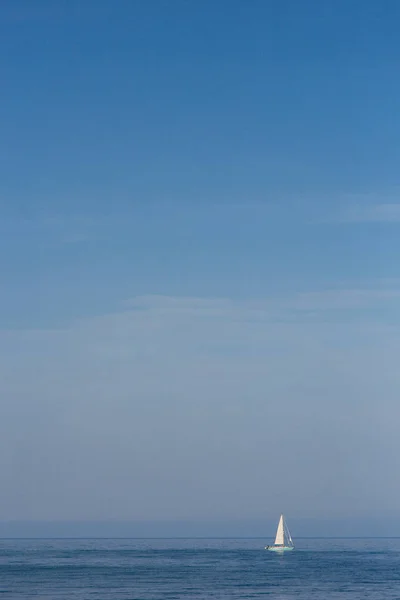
xmin=265 ymin=545 xmax=294 ymax=552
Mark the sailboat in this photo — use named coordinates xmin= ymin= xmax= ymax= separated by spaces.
xmin=265 ymin=514 xmax=294 ymax=552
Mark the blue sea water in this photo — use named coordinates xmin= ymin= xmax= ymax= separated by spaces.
xmin=1 ymin=538 xmax=400 ymax=599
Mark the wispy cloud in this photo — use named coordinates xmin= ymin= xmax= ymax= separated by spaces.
xmin=341 ymin=202 xmax=400 ymax=223
xmin=90 ymin=286 xmax=400 ymax=337
xmin=290 ymin=287 xmax=400 ymax=310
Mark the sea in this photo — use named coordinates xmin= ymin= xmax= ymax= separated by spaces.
xmin=1 ymin=538 xmax=400 ymax=599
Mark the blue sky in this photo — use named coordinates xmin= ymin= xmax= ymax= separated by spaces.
xmin=1 ymin=0 xmax=400 ymax=528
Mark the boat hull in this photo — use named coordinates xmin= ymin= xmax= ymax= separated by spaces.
xmin=265 ymin=545 xmax=294 ymax=552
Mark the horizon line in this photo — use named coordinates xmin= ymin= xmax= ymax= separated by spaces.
xmin=0 ymin=535 xmax=400 ymax=540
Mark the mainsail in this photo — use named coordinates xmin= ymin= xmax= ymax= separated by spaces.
xmin=274 ymin=514 xmax=285 ymax=546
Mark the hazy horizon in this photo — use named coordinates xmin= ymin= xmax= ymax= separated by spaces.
xmin=1 ymin=1 xmax=400 ymax=526
xmin=2 ymin=516 xmax=400 ymax=539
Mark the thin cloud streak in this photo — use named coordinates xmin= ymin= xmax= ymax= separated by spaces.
xmin=346 ymin=203 xmax=400 ymax=223
xmin=331 ymin=202 xmax=400 ymax=223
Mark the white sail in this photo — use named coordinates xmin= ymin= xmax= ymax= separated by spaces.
xmin=274 ymin=514 xmax=284 ymax=546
